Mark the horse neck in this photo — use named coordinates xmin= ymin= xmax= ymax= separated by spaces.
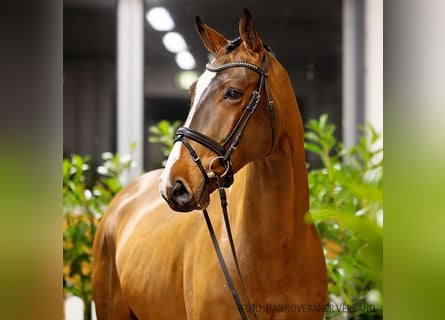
xmin=229 ymin=75 xmax=310 ymax=258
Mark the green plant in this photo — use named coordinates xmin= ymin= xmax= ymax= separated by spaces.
xmin=148 ymin=120 xmax=181 ymax=165
xmin=148 ymin=116 xmax=384 ymax=319
xmin=63 ymin=115 xmax=382 ymax=319
xmin=63 ymin=152 xmax=135 ymax=319
xmin=305 ymin=114 xmax=383 ymax=319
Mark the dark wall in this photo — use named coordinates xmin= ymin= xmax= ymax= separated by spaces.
xmin=64 ymin=1 xmax=342 ymax=171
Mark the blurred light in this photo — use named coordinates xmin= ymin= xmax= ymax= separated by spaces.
xmin=175 ymin=71 xmax=199 ymax=90
xmin=162 ymin=32 xmax=187 ymax=53
xmin=175 ymin=51 xmax=196 ymax=70
xmin=146 ymin=7 xmax=174 ymax=31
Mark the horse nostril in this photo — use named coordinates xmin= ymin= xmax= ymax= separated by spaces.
xmin=171 ymin=180 xmax=192 ymax=207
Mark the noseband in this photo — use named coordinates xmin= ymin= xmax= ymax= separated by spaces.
xmin=175 ymin=50 xmax=275 ymax=188
xmin=173 ymin=49 xmax=275 ymax=320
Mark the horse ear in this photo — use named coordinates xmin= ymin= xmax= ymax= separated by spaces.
xmin=239 ymin=8 xmax=262 ymax=53
xmin=195 ymin=16 xmax=228 ymax=54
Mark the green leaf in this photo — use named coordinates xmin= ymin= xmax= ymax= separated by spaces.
xmin=319 ymin=113 xmax=328 ymax=129
xmin=304 ymin=131 xmax=320 ymax=143
xmin=304 ymin=142 xmax=324 ymax=156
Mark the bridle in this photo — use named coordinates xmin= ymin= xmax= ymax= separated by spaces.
xmin=174 ymin=46 xmax=275 ymax=320
xmin=175 ymin=46 xmax=275 ymax=188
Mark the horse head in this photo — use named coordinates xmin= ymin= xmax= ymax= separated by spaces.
xmin=160 ymin=9 xmax=277 ymax=212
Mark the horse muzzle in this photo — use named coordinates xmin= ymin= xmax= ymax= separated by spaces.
xmin=160 ymin=173 xmax=210 ymax=212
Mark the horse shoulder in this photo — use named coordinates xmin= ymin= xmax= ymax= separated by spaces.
xmin=93 ymin=169 xmax=165 ymax=319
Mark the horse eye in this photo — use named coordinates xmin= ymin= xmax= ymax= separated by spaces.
xmin=224 ymin=88 xmax=242 ymax=100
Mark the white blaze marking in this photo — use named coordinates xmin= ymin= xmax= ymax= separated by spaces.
xmin=159 ymin=142 xmax=181 ymax=195
xmin=159 ymin=70 xmax=216 ymax=195
xmin=184 ymin=70 xmax=216 ymax=126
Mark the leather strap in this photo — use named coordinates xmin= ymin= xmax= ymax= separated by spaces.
xmin=176 ymin=127 xmax=226 ymax=157
xmin=203 ymin=208 xmax=249 ymax=320
xmin=215 ymin=176 xmax=258 ymax=320
xmin=206 ymin=61 xmax=268 ymax=76
xmin=174 ymin=51 xmax=275 ymax=320
xmin=202 ymin=176 xmax=258 ymax=320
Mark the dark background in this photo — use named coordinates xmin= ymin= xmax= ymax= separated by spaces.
xmin=63 ymin=0 xmax=343 ymax=170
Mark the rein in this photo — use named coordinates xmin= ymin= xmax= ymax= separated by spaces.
xmin=174 ymin=50 xmax=275 ymax=320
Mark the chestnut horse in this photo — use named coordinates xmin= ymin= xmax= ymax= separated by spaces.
xmin=93 ymin=9 xmax=327 ymax=320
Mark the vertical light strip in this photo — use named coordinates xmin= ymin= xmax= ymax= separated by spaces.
xmin=364 ymin=0 xmax=383 ymax=142
xmin=342 ymin=0 xmax=365 ymax=149
xmin=117 ymin=0 xmax=144 ymax=185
